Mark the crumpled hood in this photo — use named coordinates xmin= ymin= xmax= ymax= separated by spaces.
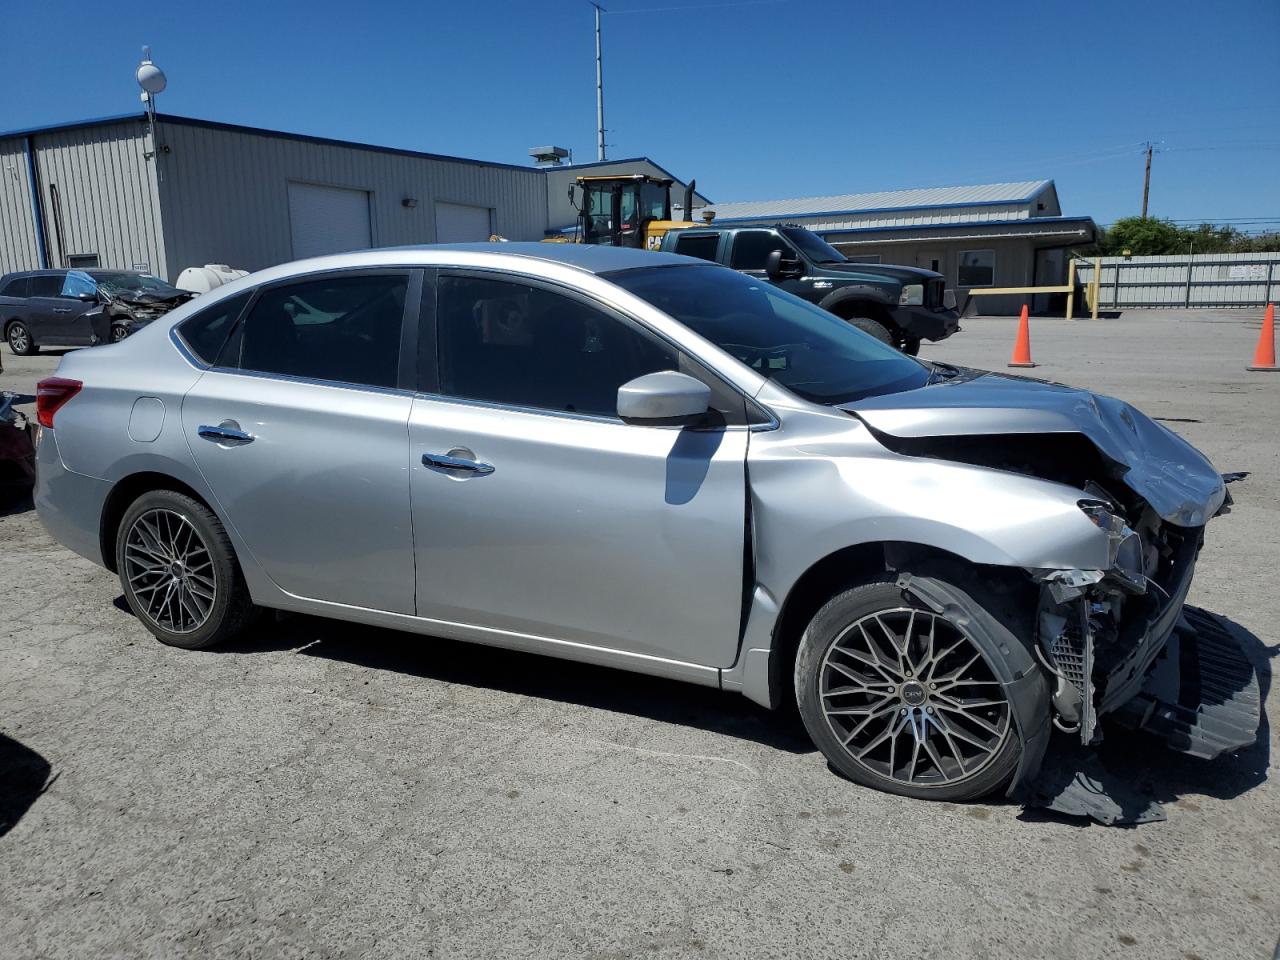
xmin=842 ymin=369 xmax=1225 ymax=526
xmin=111 ymin=289 xmax=192 ymax=307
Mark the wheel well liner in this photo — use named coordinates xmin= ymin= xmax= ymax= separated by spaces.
xmin=100 ymin=472 xmax=214 ymax=573
xmin=766 ymin=540 xmax=1038 ymax=712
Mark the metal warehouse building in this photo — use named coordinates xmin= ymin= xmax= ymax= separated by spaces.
xmin=0 ymin=113 xmax=709 ymax=283
xmin=706 ymin=181 xmax=1097 ymax=313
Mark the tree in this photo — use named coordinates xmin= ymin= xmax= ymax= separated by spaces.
xmin=1090 ymin=217 xmax=1280 ymax=256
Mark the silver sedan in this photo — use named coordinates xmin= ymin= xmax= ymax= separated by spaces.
xmin=34 ymin=243 xmax=1231 ymax=803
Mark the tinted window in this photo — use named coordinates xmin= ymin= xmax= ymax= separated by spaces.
xmin=958 ymin=250 xmax=995 ymax=287
xmin=729 ymin=232 xmax=792 ymax=271
xmin=239 ymin=274 xmax=407 ymax=388
xmin=606 ymin=265 xmax=929 ymax=405
xmin=673 ymin=233 xmax=720 ymax=262
xmin=437 ymin=275 xmax=678 ymax=417
xmin=61 ymin=271 xmax=97 ymax=299
xmin=179 ymin=291 xmax=253 ymax=365
xmin=27 ymin=274 xmax=64 ymax=298
xmin=1 ymin=277 xmax=29 ymax=298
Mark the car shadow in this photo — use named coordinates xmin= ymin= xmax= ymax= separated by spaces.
xmin=0 ymin=733 xmax=55 ymax=839
xmin=219 ymin=610 xmax=815 ymax=755
xmin=0 ymin=491 xmax=33 ymax=517
xmin=1016 ymin=607 xmax=1274 ymax=825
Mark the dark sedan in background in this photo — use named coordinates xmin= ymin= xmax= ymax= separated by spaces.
xmin=1 ymin=268 xmax=194 ymax=355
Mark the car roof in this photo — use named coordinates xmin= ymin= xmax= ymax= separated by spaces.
xmin=377 ymin=242 xmax=695 ymax=273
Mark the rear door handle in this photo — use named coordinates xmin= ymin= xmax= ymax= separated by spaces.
xmin=422 ymin=451 xmax=494 ymax=475
xmin=198 ymin=423 xmax=255 ymax=445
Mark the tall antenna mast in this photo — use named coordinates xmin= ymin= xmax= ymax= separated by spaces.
xmin=592 ymin=2 xmax=606 ymax=161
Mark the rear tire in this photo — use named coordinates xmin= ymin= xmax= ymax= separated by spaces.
xmin=6 ymin=321 xmax=37 ymax=355
xmin=110 ymin=323 xmax=130 ymax=343
xmin=115 ymin=489 xmax=255 ymax=650
xmin=795 ymin=578 xmax=1027 ymax=802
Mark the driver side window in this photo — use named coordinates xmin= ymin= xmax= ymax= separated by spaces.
xmin=730 ymin=232 xmax=793 ymax=271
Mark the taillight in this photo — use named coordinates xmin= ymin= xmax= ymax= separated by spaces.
xmin=36 ymin=377 xmax=83 ymax=428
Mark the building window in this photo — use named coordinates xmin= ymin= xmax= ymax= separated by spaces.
xmin=845 ymin=254 xmax=881 ymax=264
xmin=958 ymin=249 xmax=995 ymax=287
xmin=67 ymin=253 xmax=100 ymax=268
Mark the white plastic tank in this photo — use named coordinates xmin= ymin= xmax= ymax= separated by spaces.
xmin=176 ymin=264 xmax=249 ymax=295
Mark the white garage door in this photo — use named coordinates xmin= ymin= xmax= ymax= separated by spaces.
xmin=288 ymin=182 xmax=372 ymax=259
xmin=435 ymin=202 xmax=492 ymax=243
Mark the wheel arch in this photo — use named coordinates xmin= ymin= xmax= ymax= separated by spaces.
xmin=818 ymin=290 xmax=898 ymax=329
xmin=100 ymin=471 xmax=218 ymax=574
xmin=763 ymin=539 xmax=1038 ymax=715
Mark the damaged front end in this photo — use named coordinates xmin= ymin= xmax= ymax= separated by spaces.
xmin=846 ymin=370 xmax=1259 ymax=822
xmin=1033 ymin=495 xmax=1208 ymax=746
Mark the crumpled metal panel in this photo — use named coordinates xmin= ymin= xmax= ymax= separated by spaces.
xmin=845 ymin=370 xmax=1226 ymax=526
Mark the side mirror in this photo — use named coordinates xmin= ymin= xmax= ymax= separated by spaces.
xmin=77 ymin=291 xmax=97 ymax=302
xmin=617 ymin=371 xmax=710 ymax=425
xmin=765 ymin=248 xmax=801 ymax=279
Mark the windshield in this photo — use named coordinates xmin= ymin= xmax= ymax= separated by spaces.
xmin=781 ymin=227 xmax=847 ymax=264
xmin=94 ymin=272 xmax=180 ymax=297
xmin=606 ymin=265 xmax=929 ymax=405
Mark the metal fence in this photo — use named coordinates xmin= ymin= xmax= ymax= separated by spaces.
xmin=1073 ymin=252 xmax=1280 ymax=308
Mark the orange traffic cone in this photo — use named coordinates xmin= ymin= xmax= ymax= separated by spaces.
xmin=1247 ymin=303 xmax=1278 ymax=372
xmin=1008 ymin=305 xmax=1037 ymax=368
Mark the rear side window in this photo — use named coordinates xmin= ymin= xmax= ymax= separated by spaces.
xmin=1 ymin=277 xmax=29 ymax=298
xmin=673 ymin=233 xmax=720 ymax=262
xmin=729 ymin=232 xmax=792 ymax=271
xmin=178 ymin=291 xmax=253 ymax=365
xmin=26 ymin=274 xmax=63 ymax=298
xmin=239 ymin=273 xmax=407 ymax=388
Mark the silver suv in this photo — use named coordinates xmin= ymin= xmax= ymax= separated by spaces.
xmin=34 ymin=243 xmax=1229 ymax=803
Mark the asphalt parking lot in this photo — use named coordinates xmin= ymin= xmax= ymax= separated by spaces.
xmin=1 ymin=309 xmax=1276 ymax=960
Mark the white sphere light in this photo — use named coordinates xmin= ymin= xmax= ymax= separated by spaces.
xmin=137 ymin=61 xmax=167 ymax=95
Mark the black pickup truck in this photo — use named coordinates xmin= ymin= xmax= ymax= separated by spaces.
xmin=660 ymin=224 xmax=958 ymax=354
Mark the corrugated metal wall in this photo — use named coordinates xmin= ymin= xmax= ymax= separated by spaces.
xmin=0 ymin=138 xmax=42 ymax=272
xmin=157 ymin=122 xmax=549 ymax=280
xmin=1074 ymin=252 xmax=1280 ymax=307
xmin=33 ymin=120 xmax=166 ymax=276
xmin=723 ymin=203 xmax=1033 ymax=235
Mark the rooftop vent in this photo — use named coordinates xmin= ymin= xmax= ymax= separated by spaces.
xmin=529 ymin=145 xmax=571 ymax=168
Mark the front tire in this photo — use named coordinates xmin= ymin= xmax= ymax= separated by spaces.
xmin=6 ymin=321 xmax=37 ymax=355
xmin=115 ymin=489 xmax=255 ymax=650
xmin=847 ymin=315 xmax=893 ymax=346
xmin=795 ymin=578 xmax=1026 ymax=801
xmin=110 ymin=323 xmax=130 ymax=343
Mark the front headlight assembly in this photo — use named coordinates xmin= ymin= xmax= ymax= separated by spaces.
xmin=898 ymin=283 xmax=923 ymax=306
xmin=1078 ymin=500 xmax=1145 ymax=592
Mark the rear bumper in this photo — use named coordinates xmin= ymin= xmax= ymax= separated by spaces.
xmin=34 ymin=427 xmax=110 ymax=567
xmin=891 ymin=305 xmax=960 ymax=342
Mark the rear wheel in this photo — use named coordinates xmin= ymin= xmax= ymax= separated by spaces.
xmin=115 ymin=489 xmax=255 ymax=650
xmin=110 ymin=323 xmax=130 ymax=343
xmin=6 ymin=321 xmax=37 ymax=355
xmin=795 ymin=579 xmax=1025 ymax=801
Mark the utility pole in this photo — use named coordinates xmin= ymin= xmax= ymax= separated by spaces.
xmin=1141 ymin=141 xmax=1152 ymax=218
xmin=592 ymin=2 xmax=606 ymax=161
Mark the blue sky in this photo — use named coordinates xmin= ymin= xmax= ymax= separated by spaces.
xmin=4 ymin=0 xmax=1278 ymax=229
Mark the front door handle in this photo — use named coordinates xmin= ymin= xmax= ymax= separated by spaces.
xmin=198 ymin=422 xmax=255 ymax=445
xmin=422 ymin=451 xmax=495 ymax=475
xmin=52 ymin=307 xmax=73 ymax=314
